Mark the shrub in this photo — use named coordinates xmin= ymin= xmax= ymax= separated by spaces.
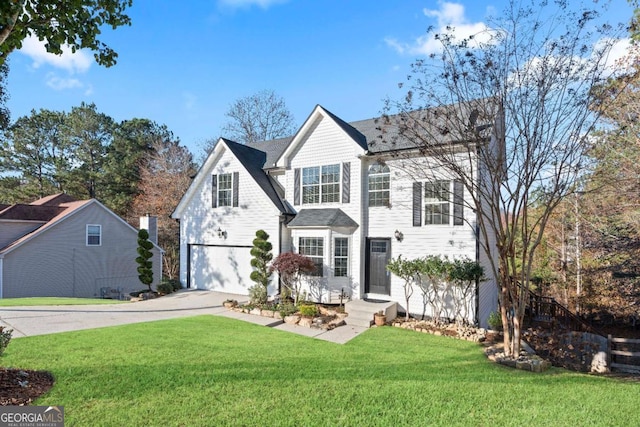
xmin=136 ymin=229 xmax=154 ymax=291
xmin=277 ymin=302 xmax=297 ymax=318
xmin=0 ymin=326 xmax=12 ymax=356
xmin=488 ymin=311 xmax=503 ymax=331
xmin=298 ymin=304 xmax=318 ymax=317
xmin=157 ymin=281 xmax=174 ymax=295
xmin=270 ymin=252 xmax=316 ymax=305
xmin=248 ymin=284 xmax=267 ymax=307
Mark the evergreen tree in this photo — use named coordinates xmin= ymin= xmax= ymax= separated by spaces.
xmin=249 ymin=230 xmax=273 ymax=305
xmin=136 ymin=229 xmax=154 ymax=292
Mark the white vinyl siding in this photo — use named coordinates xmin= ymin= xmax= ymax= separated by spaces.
xmin=86 ymin=224 xmax=101 ymax=246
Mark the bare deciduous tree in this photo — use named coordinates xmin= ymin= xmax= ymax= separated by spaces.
xmin=222 ymin=90 xmax=295 ymax=144
xmin=132 ymin=137 xmax=195 ymax=279
xmin=382 ymin=0 xmax=626 ymax=356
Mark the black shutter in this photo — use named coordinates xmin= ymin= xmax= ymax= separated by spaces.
xmin=413 ymin=182 xmax=422 ymax=226
xmin=453 ymin=180 xmax=464 ymax=225
xmin=342 ymin=162 xmax=350 ymax=204
xmin=211 ymin=175 xmax=218 ymax=208
xmin=294 ymin=168 xmax=300 ymax=205
xmin=232 ymin=172 xmax=239 ymax=207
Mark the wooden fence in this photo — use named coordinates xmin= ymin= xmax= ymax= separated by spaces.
xmin=608 ymin=335 xmax=640 ymax=374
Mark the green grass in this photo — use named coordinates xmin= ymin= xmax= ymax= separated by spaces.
xmin=3 ymin=316 xmax=637 ymax=426
xmin=0 ymin=297 xmax=129 ymax=306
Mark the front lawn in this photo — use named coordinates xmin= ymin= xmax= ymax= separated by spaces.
xmin=0 ymin=297 xmax=129 ymax=307
xmin=3 ymin=316 xmax=637 ymax=426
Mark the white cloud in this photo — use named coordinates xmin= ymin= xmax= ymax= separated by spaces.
xmin=46 ymin=74 xmax=83 ymax=91
xmin=386 ymin=1 xmax=494 ymax=56
xmin=218 ymin=0 xmax=288 ymax=9
xmin=19 ymin=35 xmax=92 ymax=74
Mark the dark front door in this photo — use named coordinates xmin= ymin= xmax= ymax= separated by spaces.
xmin=366 ymin=238 xmax=391 ymax=295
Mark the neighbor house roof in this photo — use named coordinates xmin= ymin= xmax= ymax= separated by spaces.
xmin=287 ymin=208 xmax=358 ymax=229
xmin=0 ymin=194 xmax=161 ymax=256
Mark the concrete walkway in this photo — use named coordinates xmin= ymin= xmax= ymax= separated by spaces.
xmin=0 ymin=289 xmax=367 ymax=344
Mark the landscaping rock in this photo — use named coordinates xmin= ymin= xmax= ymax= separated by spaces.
xmin=284 ymin=315 xmax=300 ymax=325
xmin=299 ymin=317 xmax=313 ymax=328
xmin=261 ymin=310 xmax=275 ymax=318
xmin=250 ymin=308 xmax=262 ymax=316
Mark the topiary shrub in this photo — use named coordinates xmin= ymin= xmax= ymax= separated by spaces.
xmin=136 ymin=229 xmax=154 ymax=292
xmin=249 ymin=230 xmax=273 ymax=305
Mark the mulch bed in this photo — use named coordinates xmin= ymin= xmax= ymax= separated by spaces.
xmin=0 ymin=368 xmax=54 ymax=406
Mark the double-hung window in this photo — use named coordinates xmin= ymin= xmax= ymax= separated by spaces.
xmin=321 ymin=164 xmax=340 ymax=203
xmin=218 ymin=173 xmax=233 ymax=207
xmin=368 ymin=164 xmax=390 ymax=207
xmin=302 ymin=167 xmax=320 ymax=204
xmin=424 ymin=180 xmax=450 ymax=225
xmin=333 ymin=237 xmax=348 ymax=277
xmin=299 ymin=237 xmax=324 ymax=277
xmin=86 ymin=224 xmax=101 ymax=246
xmin=301 ymin=164 xmax=340 ymax=204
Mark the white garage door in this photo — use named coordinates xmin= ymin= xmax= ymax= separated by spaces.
xmin=189 ymin=245 xmax=253 ymax=295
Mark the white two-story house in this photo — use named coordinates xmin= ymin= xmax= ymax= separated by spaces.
xmin=172 ymin=103 xmax=499 ymax=327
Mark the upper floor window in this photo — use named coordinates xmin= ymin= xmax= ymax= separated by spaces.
xmin=87 ymin=224 xmax=101 ymax=246
xmin=218 ymin=173 xmax=233 ymax=207
xmin=420 ymin=180 xmax=464 ymax=226
xmin=424 ymin=180 xmax=450 ymax=225
xmin=299 ymin=237 xmax=324 ymax=277
xmin=212 ymin=172 xmax=239 ymax=208
xmin=302 ymin=164 xmax=340 ymax=204
xmin=368 ymin=163 xmax=390 ymax=207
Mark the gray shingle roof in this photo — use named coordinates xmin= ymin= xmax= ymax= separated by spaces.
xmin=287 ymin=208 xmax=358 ymax=228
xmin=222 ymin=138 xmax=295 ymax=214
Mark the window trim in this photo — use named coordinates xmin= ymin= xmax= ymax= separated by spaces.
xmin=298 ymin=237 xmax=324 ymax=277
xmin=368 ymin=163 xmax=390 ymax=207
xmin=86 ymin=224 xmax=102 ymax=246
xmin=333 ymin=237 xmax=349 ymax=277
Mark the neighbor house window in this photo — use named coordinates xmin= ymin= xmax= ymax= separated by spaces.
xmin=87 ymin=224 xmax=101 ymax=246
xmin=302 ymin=164 xmax=340 ymax=204
xmin=334 ymin=237 xmax=349 ymax=277
xmin=424 ymin=180 xmax=450 ymax=225
xmin=368 ymin=163 xmax=390 ymax=207
xmin=299 ymin=237 xmax=324 ymax=277
xmin=218 ymin=173 xmax=233 ymax=207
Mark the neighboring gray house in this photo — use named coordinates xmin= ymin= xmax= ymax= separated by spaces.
xmin=172 ymin=104 xmax=500 ymax=327
xmin=0 ymin=194 xmax=162 ymax=299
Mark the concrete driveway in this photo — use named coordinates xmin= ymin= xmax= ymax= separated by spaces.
xmin=0 ymin=289 xmax=248 ymax=338
xmin=0 ymin=289 xmax=367 ymax=344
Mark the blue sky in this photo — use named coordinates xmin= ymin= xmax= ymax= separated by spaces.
xmin=6 ymin=0 xmax=635 ymax=157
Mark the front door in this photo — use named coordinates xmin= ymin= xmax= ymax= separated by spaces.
xmin=366 ymin=238 xmax=391 ymax=295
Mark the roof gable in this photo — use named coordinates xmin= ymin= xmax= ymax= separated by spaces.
xmin=275 ymin=105 xmax=368 ymax=168
xmin=172 ymin=138 xmax=293 ymax=218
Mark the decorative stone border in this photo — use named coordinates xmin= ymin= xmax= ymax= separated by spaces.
xmin=484 ymin=344 xmax=552 ymax=372
xmin=389 ymin=318 xmax=488 ymax=343
xmin=228 ymin=304 xmax=348 ymax=331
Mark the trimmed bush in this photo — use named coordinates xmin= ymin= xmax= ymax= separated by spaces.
xmin=299 ymin=304 xmax=318 ymax=317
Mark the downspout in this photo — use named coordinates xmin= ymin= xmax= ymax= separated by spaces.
xmin=475 ymin=222 xmax=480 ymax=326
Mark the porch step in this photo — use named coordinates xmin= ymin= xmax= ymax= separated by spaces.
xmin=345 ymin=299 xmax=398 ymax=328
